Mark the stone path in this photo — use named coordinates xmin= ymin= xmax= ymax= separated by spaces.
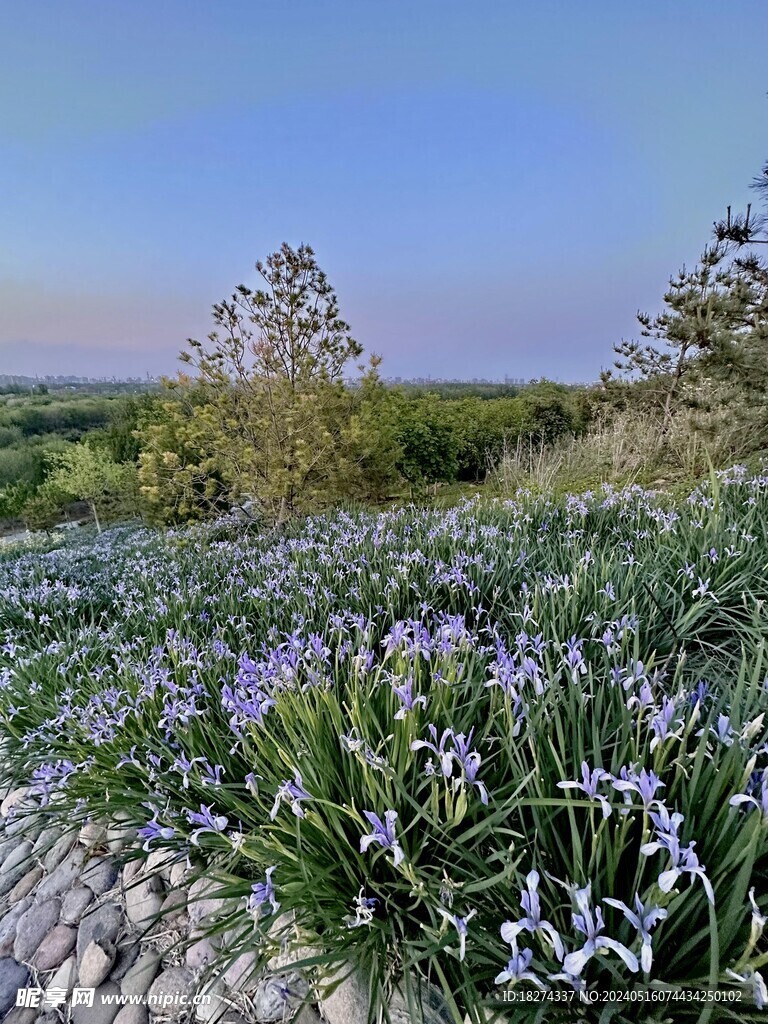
xmin=0 ymin=780 xmax=463 ymax=1024
xmin=0 ymin=787 xmax=325 ymax=1024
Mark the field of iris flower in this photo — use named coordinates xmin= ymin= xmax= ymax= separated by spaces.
xmin=1 ymin=466 xmax=767 ymax=1021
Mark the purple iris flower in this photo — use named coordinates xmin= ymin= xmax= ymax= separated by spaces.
xmin=248 ymin=866 xmax=280 ymax=917
xmin=137 ymin=815 xmax=176 ymax=852
xmin=558 ymin=762 xmax=613 ymax=818
xmin=501 ymin=870 xmax=564 ymax=960
xmin=438 ymin=907 xmax=476 ymax=961
xmin=449 ymin=729 xmax=488 ymax=805
xmin=391 ymin=677 xmax=427 ymax=719
xmin=563 ymin=884 xmax=639 ymax=977
xmin=640 ymin=806 xmax=715 ymax=904
xmin=611 ymin=767 xmax=665 ymax=812
xmin=604 ymin=894 xmax=667 ymax=973
xmin=563 ymin=636 xmax=587 ymax=679
xmin=411 ymin=725 xmax=455 ymax=777
xmin=359 ymin=809 xmax=404 ymax=866
xmin=270 ymin=772 xmax=312 ymax=820
xmin=731 ymin=771 xmax=768 ymax=819
xmin=186 ymin=803 xmax=229 ymax=845
xmin=494 ymin=947 xmax=548 ymax=989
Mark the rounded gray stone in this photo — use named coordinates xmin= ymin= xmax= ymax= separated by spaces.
xmin=186 ymin=936 xmax=216 ymax=970
xmin=0 ymin=957 xmax=30 ymax=1017
xmin=47 ymin=952 xmax=78 ymax=996
xmin=159 ymin=889 xmax=189 ymax=930
xmin=36 ymin=844 xmax=85 ymax=900
xmin=14 ymin=897 xmax=61 ymax=962
xmin=32 ymin=824 xmax=62 ymax=858
xmin=77 ymin=901 xmax=123 ymax=962
xmin=120 ymin=949 xmax=161 ymax=997
xmin=106 ymin=817 xmax=137 ymax=856
xmin=109 ymin=936 xmax=141 ymax=982
xmin=0 ymin=839 xmax=32 ymax=875
xmin=2 ymin=1004 xmax=39 ymax=1024
xmin=79 ymin=820 xmax=108 ymax=848
xmin=0 ymin=897 xmax=33 ymax=957
xmin=72 ymin=980 xmax=122 ymax=1024
xmin=0 ymin=856 xmax=32 ymax=898
xmin=169 ymin=860 xmax=192 ymax=888
xmin=62 ymin=884 xmax=94 ymax=924
xmin=114 ymin=1006 xmax=148 ymax=1024
xmin=41 ymin=831 xmax=77 ymax=873
xmin=80 ymin=856 xmax=119 ymax=896
xmin=8 ymin=865 xmax=42 ymax=903
xmin=251 ymin=975 xmax=307 ymax=1023
xmin=0 ymin=787 xmax=31 ymax=818
xmin=33 ymin=922 xmax=77 ymax=970
xmin=0 ymin=836 xmax=25 ymax=869
xmin=187 ymin=877 xmax=228 ymax=923
xmin=123 ymin=876 xmax=163 ymax=929
xmin=148 ymin=966 xmax=195 ymax=1012
xmin=194 ymin=977 xmax=229 ymax=1023
xmin=222 ymin=950 xmax=258 ymax=991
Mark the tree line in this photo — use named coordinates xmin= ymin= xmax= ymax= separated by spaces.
xmin=2 ymin=152 xmax=766 ymax=532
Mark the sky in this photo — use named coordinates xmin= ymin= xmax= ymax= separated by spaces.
xmin=1 ymin=1 xmax=766 ymax=382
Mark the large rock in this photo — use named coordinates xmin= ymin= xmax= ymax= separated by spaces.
xmin=186 ymin=937 xmax=216 ymax=970
xmin=72 ymin=980 xmax=122 ymax=1024
xmin=0 ymin=787 xmax=31 ymax=818
xmin=79 ymin=939 xmax=117 ymax=988
xmin=222 ymin=950 xmax=258 ymax=991
xmin=80 ymin=856 xmax=119 ymax=896
xmin=0 ymin=897 xmax=33 ymax=956
xmin=148 ymin=967 xmax=195 ymax=1017
xmin=114 ymin=1007 xmax=148 ymax=1024
xmin=187 ymin=877 xmax=229 ymax=924
xmin=14 ymin=897 xmax=61 ymax=962
xmin=0 ymin=839 xmax=32 ymax=875
xmin=0 ymin=957 xmax=30 ymax=1017
xmin=33 ymin=923 xmax=77 ymax=970
xmin=47 ymin=953 xmax=78 ymax=996
xmin=41 ymin=831 xmax=77 ymax=873
xmin=79 ymin=820 xmax=108 ymax=848
xmin=36 ymin=845 xmax=85 ymax=900
xmin=124 ymin=875 xmax=163 ymax=929
xmin=77 ymin=902 xmax=123 ymax=962
xmin=62 ymin=884 xmax=94 ymax=924
xmin=8 ymin=865 xmax=43 ymax=903
xmin=120 ymin=950 xmax=161 ymax=996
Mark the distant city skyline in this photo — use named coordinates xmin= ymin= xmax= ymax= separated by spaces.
xmin=1 ymin=1 xmax=767 ymax=381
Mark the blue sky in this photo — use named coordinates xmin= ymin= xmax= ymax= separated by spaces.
xmin=1 ymin=1 xmax=766 ymax=381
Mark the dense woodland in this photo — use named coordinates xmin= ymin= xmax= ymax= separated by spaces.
xmin=1 ymin=155 xmax=766 ymax=533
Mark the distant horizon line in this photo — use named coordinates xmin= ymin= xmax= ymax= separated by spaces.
xmin=0 ymin=372 xmax=595 ymax=387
